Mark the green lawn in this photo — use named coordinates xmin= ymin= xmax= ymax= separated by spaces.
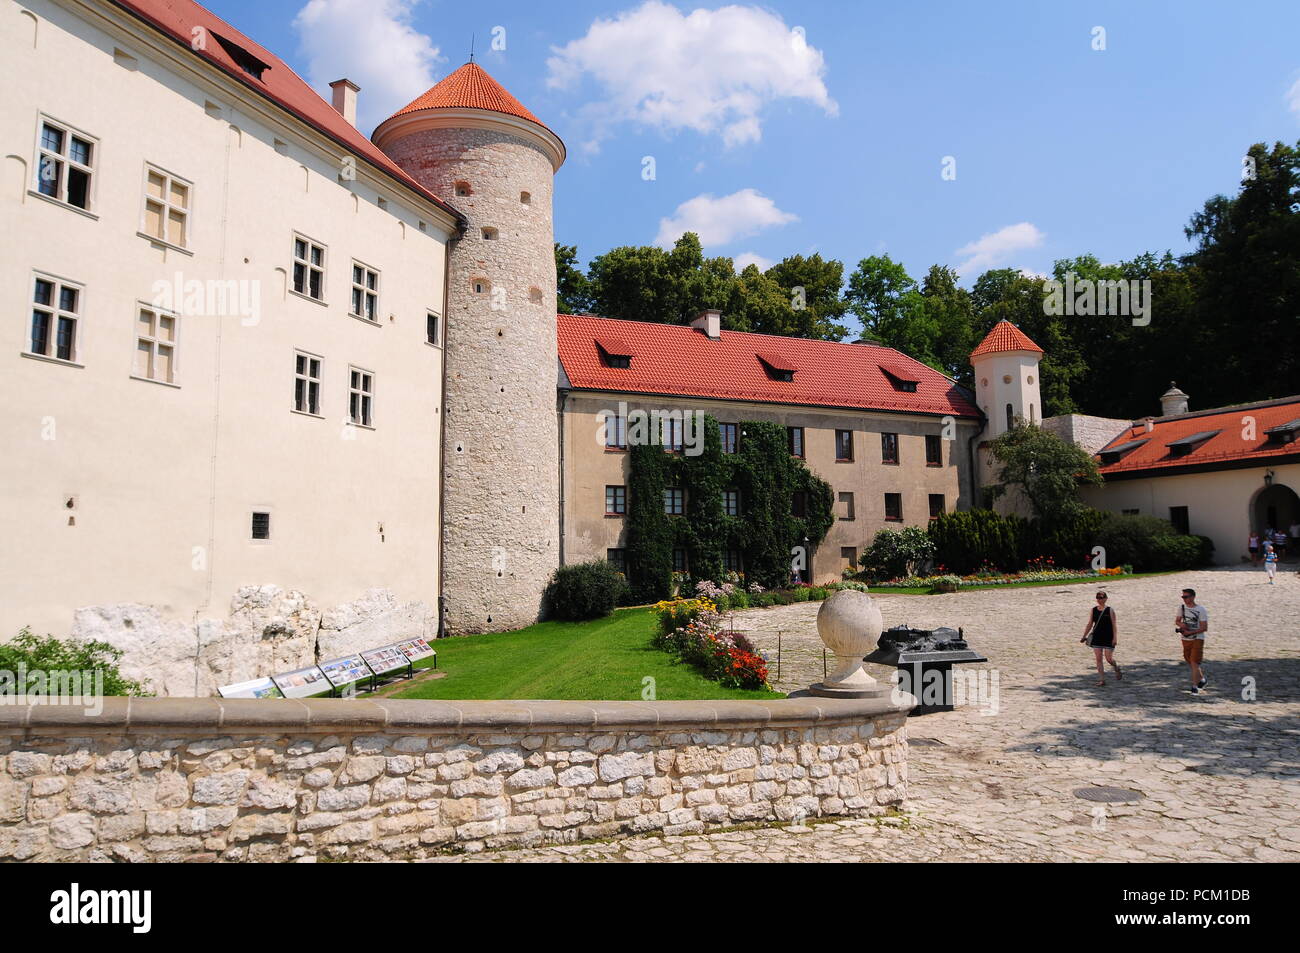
xmin=386 ymin=607 xmax=784 ymax=701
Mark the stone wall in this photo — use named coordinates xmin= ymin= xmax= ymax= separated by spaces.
xmin=67 ymin=587 xmax=434 ymax=698
xmin=0 ymin=696 xmax=912 ymax=862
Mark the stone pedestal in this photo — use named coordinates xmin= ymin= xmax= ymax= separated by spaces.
xmin=809 ymin=590 xmax=893 ymax=699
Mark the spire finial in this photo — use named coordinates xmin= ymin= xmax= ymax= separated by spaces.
xmin=469 ymin=34 xmax=475 ymax=63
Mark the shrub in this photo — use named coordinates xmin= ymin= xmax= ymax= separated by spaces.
xmin=653 ymin=598 xmax=717 ymax=636
xmin=790 ymin=587 xmax=810 ymax=603
xmin=771 ymin=591 xmax=792 ymax=606
xmin=0 ymin=629 xmax=147 ymax=696
xmin=863 ymin=525 xmax=936 ymax=579
xmin=547 ymin=561 xmax=629 ymax=620
xmin=728 ymin=591 xmax=750 ymax=609
xmin=807 ymin=587 xmax=828 ymax=600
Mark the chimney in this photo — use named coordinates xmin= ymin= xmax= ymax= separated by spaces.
xmin=1142 ymin=417 xmax=1155 ymax=433
xmin=690 ymin=309 xmax=721 ymax=340
xmin=329 ymin=78 xmax=360 ymax=126
xmin=1160 ymin=381 xmax=1189 ymax=417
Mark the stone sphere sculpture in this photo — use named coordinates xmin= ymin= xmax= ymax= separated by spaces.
xmin=810 ymin=590 xmax=888 ymax=698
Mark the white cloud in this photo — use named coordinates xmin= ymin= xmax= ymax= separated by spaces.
xmin=293 ymin=0 xmax=442 ymax=133
xmin=547 ymin=1 xmax=836 ymax=148
xmin=654 ymin=189 xmax=797 ymax=248
xmin=1288 ymin=76 xmax=1300 ymax=117
xmin=733 ymin=251 xmax=775 ymax=271
xmin=953 ymin=223 xmax=1046 ymax=276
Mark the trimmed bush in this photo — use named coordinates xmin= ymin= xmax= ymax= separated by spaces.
xmin=547 ymin=561 xmax=629 ymax=621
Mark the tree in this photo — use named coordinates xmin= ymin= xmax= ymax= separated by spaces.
xmin=587 ymin=233 xmax=733 ymax=325
xmin=555 ymin=243 xmax=593 ymax=314
xmin=845 ymin=254 xmax=919 ymax=340
xmin=763 ymin=254 xmax=850 ymax=340
xmin=985 ymin=425 xmax=1102 ymax=526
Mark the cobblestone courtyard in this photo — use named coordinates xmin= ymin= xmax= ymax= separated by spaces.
xmin=434 ymin=567 xmax=1300 ymax=862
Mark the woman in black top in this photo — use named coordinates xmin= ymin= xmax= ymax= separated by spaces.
xmin=1081 ymin=591 xmax=1121 ymax=686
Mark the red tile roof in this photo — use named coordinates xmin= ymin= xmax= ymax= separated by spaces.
xmin=558 ymin=315 xmax=980 ymax=418
xmin=386 ymin=63 xmax=550 ymax=131
xmin=1096 ymin=397 xmax=1300 ymax=477
xmin=970 ymin=320 xmax=1044 ymax=359
xmin=109 ymin=0 xmax=460 ymax=219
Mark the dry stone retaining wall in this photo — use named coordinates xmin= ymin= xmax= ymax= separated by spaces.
xmin=0 ymin=697 xmax=911 ymax=862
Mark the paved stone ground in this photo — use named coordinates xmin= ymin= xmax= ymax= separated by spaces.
xmin=430 ymin=567 xmax=1300 ymax=862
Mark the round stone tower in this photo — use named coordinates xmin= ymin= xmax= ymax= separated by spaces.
xmin=374 ymin=63 xmax=565 ymax=634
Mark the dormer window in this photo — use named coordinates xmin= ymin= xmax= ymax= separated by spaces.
xmin=1098 ymin=438 xmax=1149 ymax=465
xmin=757 ymin=352 xmax=796 ymax=381
xmin=879 ymin=362 xmax=919 ymax=393
xmin=1165 ymin=430 xmax=1221 ymax=458
xmin=1264 ymin=419 xmax=1300 ymax=445
xmin=212 ymin=33 xmax=270 ymax=81
xmin=595 ymin=335 xmax=632 ymax=369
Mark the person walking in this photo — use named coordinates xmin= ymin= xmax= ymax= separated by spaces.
xmin=1248 ymin=530 xmax=1261 ymax=566
xmin=1175 ymin=588 xmax=1209 ymax=694
xmin=1272 ymin=528 xmax=1289 ymax=560
xmin=1080 ymin=590 xmax=1120 ymax=686
xmin=1263 ymin=541 xmax=1278 ymax=584
xmin=1289 ymin=519 xmax=1300 ymax=558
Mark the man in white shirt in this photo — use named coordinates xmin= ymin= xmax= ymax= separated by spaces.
xmin=1175 ymin=588 xmax=1209 ymax=694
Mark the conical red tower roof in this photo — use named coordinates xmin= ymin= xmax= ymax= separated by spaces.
xmin=970 ymin=320 xmax=1043 ymax=359
xmin=386 ymin=62 xmax=548 ymax=130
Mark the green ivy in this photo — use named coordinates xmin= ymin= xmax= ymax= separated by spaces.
xmin=624 ymin=416 xmax=834 ymax=600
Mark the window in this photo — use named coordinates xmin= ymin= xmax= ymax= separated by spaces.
xmin=1121 ymin=508 xmax=1140 ymax=516
xmin=723 ymin=549 xmax=742 ymax=573
xmin=1169 ymin=506 xmax=1190 ymax=535
xmin=348 ymin=367 xmax=374 ymax=426
xmin=350 ymin=262 xmax=379 ymax=321
xmin=664 ymin=488 xmax=684 ymax=516
xmin=1006 ymin=403 xmax=1014 ymax=431
xmin=881 ymin=432 xmax=899 ymax=465
xmin=663 ymin=416 xmax=684 ymax=452
xmin=605 ymin=354 xmax=630 ymax=369
xmin=292 ymin=235 xmax=325 ymax=300
xmin=885 ymin=493 xmax=903 ymax=522
xmin=606 ymin=549 xmax=626 ymax=574
xmin=604 ymin=412 xmax=627 ymax=450
xmin=481 ymin=227 xmax=499 ymax=241
xmin=472 ymin=279 xmax=488 ymax=295
xmin=925 ymin=434 xmax=942 ymax=467
xmin=720 ymin=423 xmax=738 ymax=454
xmin=723 ymin=489 xmax=740 ymax=517
xmin=426 ymin=312 xmax=440 ymax=346
xmin=134 ymin=306 xmax=177 ymax=383
xmin=520 ymin=191 xmax=531 ymax=205
xmin=251 ymin=511 xmax=271 ymax=540
xmin=792 ymin=491 xmax=807 ymax=518
xmin=454 ymin=181 xmax=471 ymax=196
xmin=294 ymin=351 xmax=322 ymax=415
xmin=835 ymin=429 xmax=853 ymax=461
xmin=838 ymin=492 xmax=855 ymax=521
xmin=28 ymin=275 xmax=80 ymax=363
xmin=788 ymin=426 xmax=805 ymax=458
xmin=672 ymin=548 xmax=688 ymax=573
xmin=841 ymin=547 xmax=858 ymax=570
xmin=141 ymin=166 xmax=190 ymax=247
xmin=35 ymin=118 xmax=95 ymax=210
xmin=605 ymin=485 xmax=626 ymax=515
xmin=928 ymin=494 xmax=945 ymax=519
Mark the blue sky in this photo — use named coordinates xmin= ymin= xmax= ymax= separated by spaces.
xmin=211 ymin=0 xmax=1300 ymax=306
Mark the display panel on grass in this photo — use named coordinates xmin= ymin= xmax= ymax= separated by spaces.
xmin=271 ymin=665 xmax=331 ymax=698
xmin=397 ymin=637 xmax=437 ymax=664
xmin=361 ymin=644 xmax=411 ymax=677
xmin=319 ymin=654 xmax=372 ymax=690
xmin=217 ymin=677 xmax=284 ymax=699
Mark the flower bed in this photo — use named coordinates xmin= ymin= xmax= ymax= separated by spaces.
xmin=651 ymin=599 xmax=770 ymax=690
xmin=872 ymin=566 xmax=1130 ymax=590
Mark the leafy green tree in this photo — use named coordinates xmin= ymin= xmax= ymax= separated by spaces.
xmin=0 ymin=629 xmax=147 ymax=696
xmin=763 ymin=253 xmax=850 ymax=340
xmin=555 ymin=243 xmax=593 ymax=314
xmin=845 ymin=254 xmax=920 ymax=341
xmin=985 ymin=425 xmax=1102 ymax=525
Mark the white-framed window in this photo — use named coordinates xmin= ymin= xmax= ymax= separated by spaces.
xmin=28 ymin=273 xmax=81 ymax=363
xmin=294 ymin=350 xmax=322 ymax=415
xmin=34 ymin=117 xmax=95 ymax=211
xmin=292 ymin=234 xmax=325 ymax=300
xmin=141 ymin=165 xmax=191 ymax=248
xmin=134 ymin=304 xmax=178 ymax=383
xmin=350 ymin=262 xmax=379 ymax=321
xmin=426 ymin=311 xmax=441 ymax=346
xmin=348 ymin=366 xmax=374 ymax=426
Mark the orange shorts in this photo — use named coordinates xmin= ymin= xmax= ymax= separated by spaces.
xmin=1181 ymin=639 xmax=1204 ymax=663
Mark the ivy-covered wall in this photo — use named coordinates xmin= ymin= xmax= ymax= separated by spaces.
xmin=625 ymin=416 xmax=834 ymax=602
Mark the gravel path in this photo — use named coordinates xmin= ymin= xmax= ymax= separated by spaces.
xmin=432 ymin=566 xmax=1300 ymax=862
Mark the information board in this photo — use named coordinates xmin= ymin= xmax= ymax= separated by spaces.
xmin=361 ymin=644 xmax=410 ymax=675
xmin=271 ymin=665 xmax=331 ymax=698
xmin=396 ymin=637 xmax=436 ymax=662
xmin=217 ymin=677 xmax=284 ymax=699
xmin=318 ymin=654 xmax=371 ymax=688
